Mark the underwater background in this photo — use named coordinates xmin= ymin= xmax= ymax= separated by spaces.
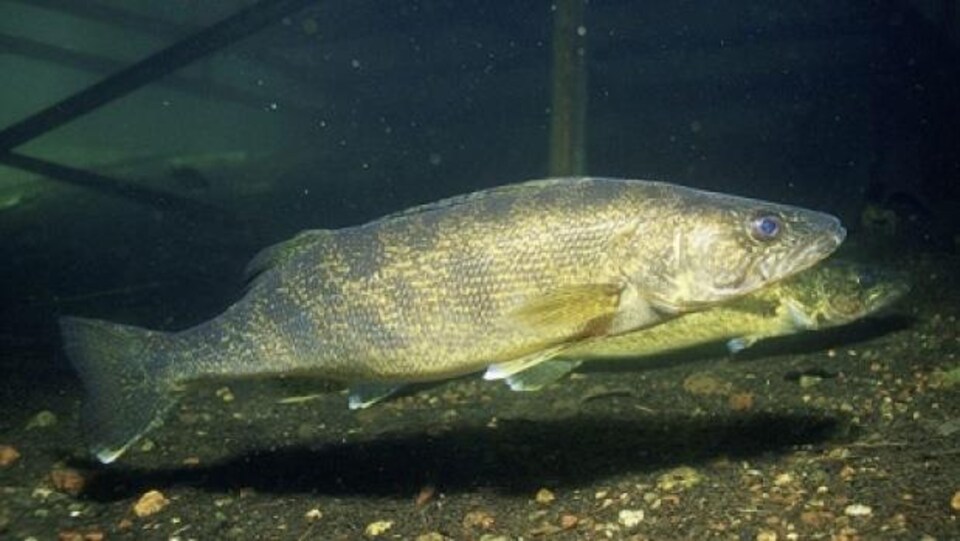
xmin=0 ymin=1 xmax=958 ymax=539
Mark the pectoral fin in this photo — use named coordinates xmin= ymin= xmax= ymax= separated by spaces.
xmin=505 ymin=359 xmax=583 ymax=391
xmin=727 ymin=300 xmax=817 ymax=354
xmin=484 ymin=345 xmax=568 ymax=381
xmin=726 ymin=336 xmax=756 ymax=353
xmin=510 ymin=283 xmax=622 ymax=336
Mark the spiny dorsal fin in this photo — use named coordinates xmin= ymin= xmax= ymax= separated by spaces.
xmin=244 ymin=229 xmax=335 ymax=281
xmin=373 ymin=178 xmax=587 ymax=223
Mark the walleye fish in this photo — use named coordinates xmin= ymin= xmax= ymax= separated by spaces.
xmin=508 ymin=260 xmax=908 ymax=390
xmin=60 ymin=177 xmax=845 ymax=462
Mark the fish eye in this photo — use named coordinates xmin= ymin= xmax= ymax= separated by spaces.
xmin=749 ymin=214 xmax=783 ymax=241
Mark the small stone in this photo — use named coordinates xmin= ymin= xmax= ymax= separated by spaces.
xmin=799 ymin=375 xmax=823 ymax=388
xmin=756 ymin=530 xmax=778 ymax=541
xmin=0 ymin=445 xmax=20 ymax=467
xmin=559 ymin=514 xmax=579 ymax=529
xmin=728 ymin=392 xmax=754 ymax=411
xmin=951 ymin=490 xmax=960 ymax=512
xmin=215 ymin=386 xmax=235 ymax=402
xmin=364 ymin=520 xmax=393 ymax=536
xmin=416 ymin=533 xmax=449 ymax=541
xmin=535 ymin=488 xmax=556 ymax=504
xmin=618 ymin=509 xmax=644 ymax=528
xmin=773 ymin=473 xmax=793 ymax=487
xmin=843 ymin=503 xmax=872 ymax=517
xmin=304 ymin=508 xmax=323 ymax=522
xmin=50 ymin=467 xmax=89 ymax=496
xmin=463 ymin=510 xmax=495 ymax=529
xmin=133 ymin=490 xmax=170 ymax=517
xmin=656 ymin=466 xmax=703 ymax=491
xmin=26 ymin=410 xmax=58 ymax=429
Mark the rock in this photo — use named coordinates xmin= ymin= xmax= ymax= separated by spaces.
xmin=415 ymin=533 xmax=449 ymax=541
xmin=951 ymin=490 xmax=960 ymax=512
xmin=133 ymin=490 xmax=170 ymax=517
xmin=463 ymin=510 xmax=496 ymax=529
xmin=535 ymin=488 xmax=556 ymax=505
xmin=656 ymin=466 xmax=704 ymax=491
xmin=0 ymin=445 xmax=20 ymax=467
xmin=756 ymin=530 xmax=778 ymax=541
xmin=364 ymin=520 xmax=393 ymax=537
xmin=618 ymin=509 xmax=644 ymax=528
xmin=843 ymin=503 xmax=872 ymax=517
xmin=50 ymin=467 xmax=89 ymax=496
xmin=728 ymin=392 xmax=754 ymax=411
xmin=559 ymin=514 xmax=579 ymax=529
xmin=304 ymin=508 xmax=323 ymax=522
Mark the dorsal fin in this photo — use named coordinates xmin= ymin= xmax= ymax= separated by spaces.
xmin=373 ymin=178 xmax=584 ymax=223
xmin=244 ymin=229 xmax=335 ymax=281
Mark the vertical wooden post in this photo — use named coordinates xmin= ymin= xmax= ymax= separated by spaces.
xmin=548 ymin=0 xmax=588 ymax=176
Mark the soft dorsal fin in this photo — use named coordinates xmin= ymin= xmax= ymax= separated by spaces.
xmin=244 ymin=229 xmax=335 ymax=281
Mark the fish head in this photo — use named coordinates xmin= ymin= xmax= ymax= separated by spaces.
xmin=617 ymin=189 xmax=846 ymax=314
xmin=781 ymin=261 xmax=910 ymax=328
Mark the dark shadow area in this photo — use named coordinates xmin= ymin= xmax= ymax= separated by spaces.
xmin=733 ymin=314 xmax=915 ymax=361
xmin=581 ymin=314 xmax=915 ymax=375
xmin=75 ymin=412 xmax=845 ymax=502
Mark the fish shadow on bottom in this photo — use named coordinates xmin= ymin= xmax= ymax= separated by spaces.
xmin=75 ymin=412 xmax=848 ymax=501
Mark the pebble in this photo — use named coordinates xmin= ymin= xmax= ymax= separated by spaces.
xmin=133 ymin=490 xmax=170 ymax=517
xmin=364 ymin=520 xmax=393 ymax=536
xmin=559 ymin=513 xmax=579 ymax=529
xmin=617 ymin=509 xmax=644 ymax=528
xmin=50 ymin=467 xmax=88 ymax=496
xmin=0 ymin=444 xmax=20 ymax=467
xmin=304 ymin=508 xmax=323 ymax=522
xmin=656 ymin=466 xmax=703 ymax=491
xmin=728 ymin=392 xmax=754 ymax=411
xmin=843 ymin=503 xmax=872 ymax=517
xmin=756 ymin=530 xmax=778 ymax=541
xmin=416 ymin=533 xmax=449 ymax=541
xmin=57 ymin=531 xmax=103 ymax=541
xmin=215 ymin=386 xmax=235 ymax=402
xmin=951 ymin=490 xmax=960 ymax=512
xmin=463 ymin=510 xmax=496 ymax=529
xmin=535 ymin=488 xmax=556 ymax=504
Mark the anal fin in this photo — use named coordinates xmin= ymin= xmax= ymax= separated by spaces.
xmin=506 ymin=359 xmax=583 ymax=391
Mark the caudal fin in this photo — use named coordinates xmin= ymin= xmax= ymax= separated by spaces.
xmin=60 ymin=316 xmax=182 ymax=464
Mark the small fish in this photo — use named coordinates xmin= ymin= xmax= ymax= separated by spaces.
xmin=507 ymin=260 xmax=907 ymax=390
xmin=60 ymin=177 xmax=845 ymax=462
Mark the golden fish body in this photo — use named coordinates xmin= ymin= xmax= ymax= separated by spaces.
xmin=60 ymin=177 xmax=845 ymax=462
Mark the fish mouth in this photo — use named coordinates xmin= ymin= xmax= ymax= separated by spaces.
xmin=760 ymin=223 xmax=847 ymax=284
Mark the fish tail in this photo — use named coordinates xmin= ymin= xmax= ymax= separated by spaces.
xmin=60 ymin=316 xmax=183 ymax=464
